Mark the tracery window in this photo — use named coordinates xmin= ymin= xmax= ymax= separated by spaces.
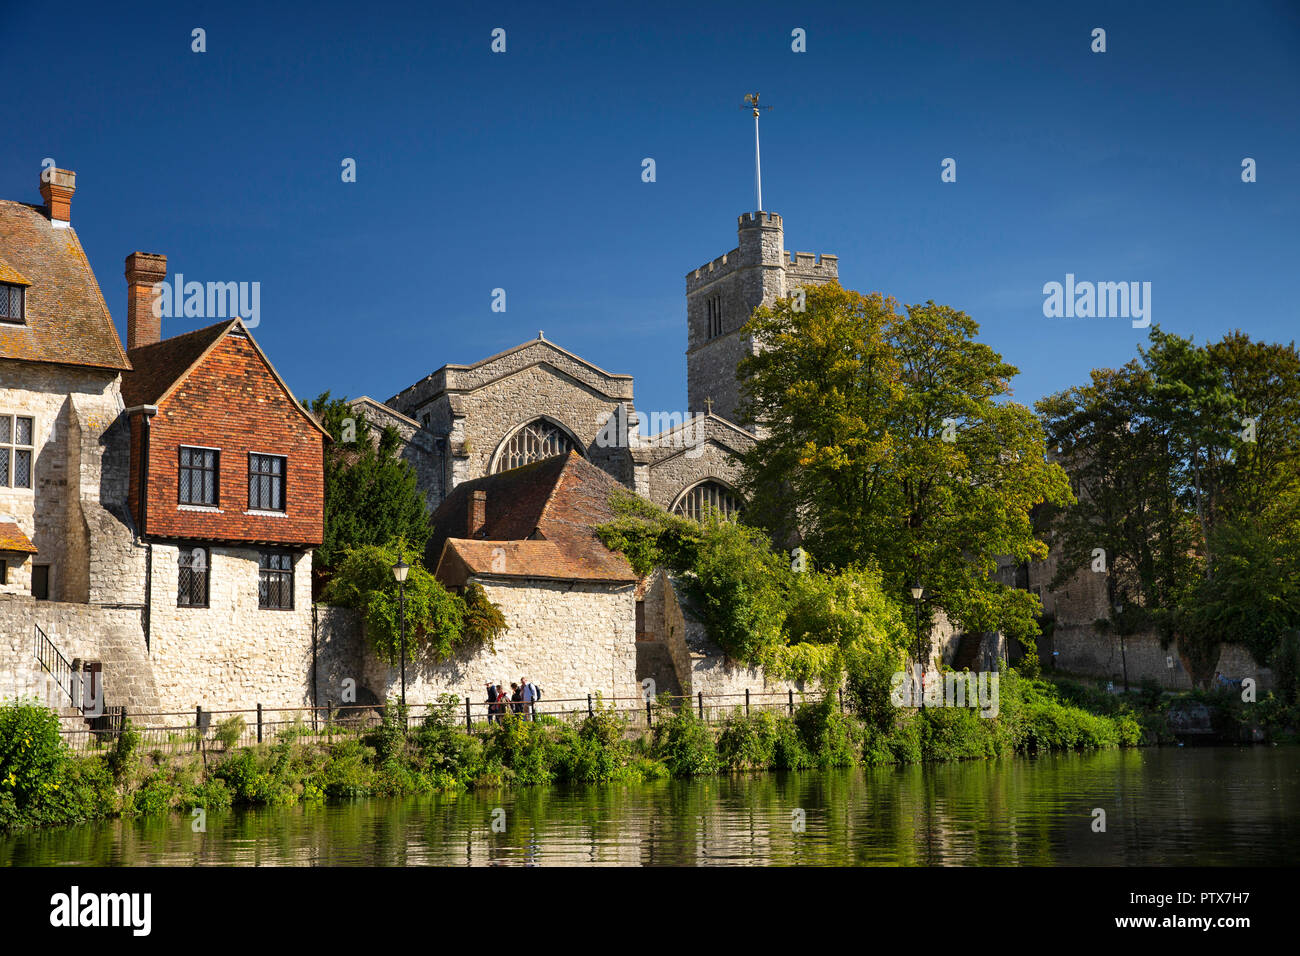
xmin=493 ymin=419 xmax=577 ymax=473
xmin=672 ymin=481 xmax=741 ymax=522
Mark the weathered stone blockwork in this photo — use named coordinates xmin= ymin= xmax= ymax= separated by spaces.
xmin=359 ymin=578 xmax=639 ymax=706
xmin=145 ymin=544 xmax=315 ymax=712
xmin=686 ymin=212 xmax=838 ymax=426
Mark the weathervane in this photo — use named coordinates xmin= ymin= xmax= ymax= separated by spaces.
xmin=741 ymin=93 xmax=773 ymax=211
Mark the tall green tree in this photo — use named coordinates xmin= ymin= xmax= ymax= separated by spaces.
xmin=1037 ymin=327 xmax=1300 ymax=684
xmin=737 ymin=283 xmax=1072 ymax=651
xmin=305 ymin=393 xmax=432 ymax=578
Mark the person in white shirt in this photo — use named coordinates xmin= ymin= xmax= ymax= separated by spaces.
xmin=520 ymin=676 xmax=537 ymax=721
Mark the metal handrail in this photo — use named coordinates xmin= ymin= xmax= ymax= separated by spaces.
xmin=33 ymin=623 xmax=77 ymax=709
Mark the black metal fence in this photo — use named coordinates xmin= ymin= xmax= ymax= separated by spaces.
xmin=55 ymin=689 xmax=844 ymax=754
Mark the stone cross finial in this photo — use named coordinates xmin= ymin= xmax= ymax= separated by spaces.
xmin=705 ymin=396 xmax=713 ymax=415
xmin=538 ymin=330 xmax=544 ymax=339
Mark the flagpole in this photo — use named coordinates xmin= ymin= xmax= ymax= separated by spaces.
xmin=754 ymin=108 xmax=763 ymax=211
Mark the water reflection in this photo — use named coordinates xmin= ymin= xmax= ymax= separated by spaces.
xmin=3 ymin=748 xmax=1297 ymax=866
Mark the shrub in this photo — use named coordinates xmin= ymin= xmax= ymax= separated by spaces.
xmin=323 ymin=538 xmax=508 ymax=666
xmin=716 ymin=711 xmax=779 ymax=770
xmin=214 ymin=716 xmax=246 ymax=750
xmin=652 ymin=707 xmax=718 ymax=776
xmin=0 ymin=700 xmax=68 ymax=819
xmin=106 ymin=720 xmax=142 ymax=782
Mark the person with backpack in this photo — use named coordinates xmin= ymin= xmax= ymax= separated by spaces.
xmin=485 ymin=682 xmax=498 ymax=724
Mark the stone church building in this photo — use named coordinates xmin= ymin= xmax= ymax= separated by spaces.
xmin=331 ymin=210 xmax=845 ymax=706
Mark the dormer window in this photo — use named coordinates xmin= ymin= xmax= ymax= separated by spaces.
xmin=0 ymin=283 xmax=24 ymax=324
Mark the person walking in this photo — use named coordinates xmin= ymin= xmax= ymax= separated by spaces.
xmin=509 ymin=682 xmax=523 ymax=716
xmin=485 ymin=682 xmax=498 ymax=724
xmin=520 ymin=676 xmax=537 ymax=721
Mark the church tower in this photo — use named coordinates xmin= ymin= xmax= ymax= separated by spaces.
xmin=685 ymin=211 xmax=839 ymax=428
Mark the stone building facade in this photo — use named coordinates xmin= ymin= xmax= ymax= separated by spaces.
xmin=686 ymin=211 xmax=838 ymax=426
xmin=338 ymin=208 xmax=848 ymax=705
xmin=0 ymin=167 xmax=327 ymax=720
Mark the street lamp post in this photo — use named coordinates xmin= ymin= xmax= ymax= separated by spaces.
xmin=392 ymin=558 xmax=410 ymax=726
xmin=910 ymin=582 xmax=925 ymax=705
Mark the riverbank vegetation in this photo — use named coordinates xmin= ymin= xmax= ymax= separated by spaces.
xmin=9 ymin=673 xmax=1295 ymax=834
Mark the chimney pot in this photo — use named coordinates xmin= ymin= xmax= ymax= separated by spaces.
xmin=469 ymin=489 xmax=487 ymax=538
xmin=125 ymin=252 xmax=168 ymax=350
xmin=39 ymin=168 xmax=76 ymax=226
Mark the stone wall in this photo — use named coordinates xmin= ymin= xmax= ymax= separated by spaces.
xmin=1049 ymin=624 xmax=1273 ymax=692
xmin=657 ymin=570 xmax=807 ymax=699
xmin=312 ymin=604 xmax=369 ymax=707
xmin=0 ymin=359 xmax=124 ymax=603
xmin=0 ymin=594 xmax=160 ymax=714
xmin=145 ymin=544 xmax=315 ymax=712
xmin=358 ymin=577 xmax=638 ymax=708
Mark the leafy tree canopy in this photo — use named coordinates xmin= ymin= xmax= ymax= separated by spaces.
xmin=304 ymin=392 xmax=432 ymax=574
xmin=736 ymin=282 xmax=1072 ymax=649
xmin=321 ymin=537 xmax=507 ymax=665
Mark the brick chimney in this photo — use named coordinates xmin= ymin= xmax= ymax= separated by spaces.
xmin=39 ymin=168 xmax=76 ymax=227
xmin=468 ymin=490 xmax=487 ymax=537
xmin=125 ymin=252 xmax=168 ymax=350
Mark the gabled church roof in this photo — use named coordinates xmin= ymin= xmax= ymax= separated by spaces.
xmin=0 ymin=199 xmax=131 ymax=371
xmin=387 ymin=333 xmax=634 ymax=414
xmin=430 ymin=451 xmax=637 ymax=585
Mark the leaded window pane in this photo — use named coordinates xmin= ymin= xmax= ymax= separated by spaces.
xmin=15 ymin=417 xmax=32 ymax=445
xmin=177 ymin=547 xmax=209 ymax=607
xmin=14 ymin=450 xmax=31 ymax=488
xmin=258 ymin=551 xmax=293 ymax=609
xmin=249 ymin=454 xmax=286 ymax=511
xmin=179 ymin=447 xmax=218 ymax=505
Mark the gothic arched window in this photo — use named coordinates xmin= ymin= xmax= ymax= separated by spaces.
xmin=492 ymin=419 xmax=579 ymax=473
xmin=671 ymin=480 xmax=742 ymax=522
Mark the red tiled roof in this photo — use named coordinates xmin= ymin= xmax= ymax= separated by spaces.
xmin=0 ymin=199 xmax=130 ymax=371
xmin=0 ymin=521 xmax=38 ymax=554
xmin=121 ymin=319 xmax=331 ymax=439
xmin=120 ymin=320 xmax=234 ymax=407
xmin=430 ymin=452 xmax=636 ymax=585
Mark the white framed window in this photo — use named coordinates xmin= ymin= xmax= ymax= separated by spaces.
xmin=0 ymin=414 xmax=35 ymax=489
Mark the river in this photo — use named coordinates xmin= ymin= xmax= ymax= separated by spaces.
xmin=3 ymin=747 xmax=1297 ymax=866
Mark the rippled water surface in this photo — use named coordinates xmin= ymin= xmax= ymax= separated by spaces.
xmin=3 ymin=747 xmax=1297 ymax=866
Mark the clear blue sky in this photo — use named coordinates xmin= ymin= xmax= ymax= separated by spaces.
xmin=6 ymin=0 xmax=1297 ymax=421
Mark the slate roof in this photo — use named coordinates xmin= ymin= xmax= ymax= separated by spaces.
xmin=0 ymin=199 xmax=130 ymax=371
xmin=0 ymin=521 xmax=38 ymax=554
xmin=430 ymin=452 xmax=637 ymax=585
